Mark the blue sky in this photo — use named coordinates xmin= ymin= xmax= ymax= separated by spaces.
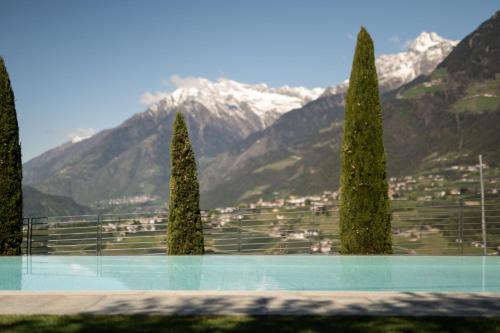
xmin=1 ymin=0 xmax=499 ymax=161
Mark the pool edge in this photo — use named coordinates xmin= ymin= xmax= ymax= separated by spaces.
xmin=2 ymin=291 xmax=500 ymax=317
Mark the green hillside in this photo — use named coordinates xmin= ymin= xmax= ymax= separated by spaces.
xmin=23 ymin=186 xmax=93 ymax=217
xmin=200 ymin=11 xmax=500 ymax=209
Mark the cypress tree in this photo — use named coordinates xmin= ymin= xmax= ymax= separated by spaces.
xmin=339 ymin=28 xmax=392 ymax=254
xmin=167 ymin=113 xmax=204 ymax=254
xmin=0 ymin=57 xmax=23 ymax=255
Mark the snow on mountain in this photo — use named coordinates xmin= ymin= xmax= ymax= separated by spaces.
xmin=323 ymin=32 xmax=459 ymax=96
xmin=141 ymin=77 xmax=324 ymax=134
xmin=377 ymin=32 xmax=458 ymax=91
xmin=139 ymin=32 xmax=456 ymax=135
xmin=71 ymin=32 xmax=456 ymax=146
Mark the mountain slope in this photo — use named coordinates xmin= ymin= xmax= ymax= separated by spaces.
xmin=23 ymin=81 xmax=322 ymax=207
xmin=22 ymin=30 xmax=463 ymax=210
xmin=201 ymin=11 xmax=500 ymax=208
xmin=23 ymin=185 xmax=93 ymax=217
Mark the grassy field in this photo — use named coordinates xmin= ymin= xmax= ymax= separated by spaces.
xmin=0 ymin=315 xmax=498 ymax=333
xmin=403 ymin=82 xmax=446 ymax=98
xmin=208 ymin=208 xmax=322 ymax=254
xmin=454 ymin=74 xmax=500 ymax=114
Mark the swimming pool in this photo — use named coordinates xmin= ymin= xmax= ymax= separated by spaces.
xmin=1 ymin=256 xmax=499 ymax=292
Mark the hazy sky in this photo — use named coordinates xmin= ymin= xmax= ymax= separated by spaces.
xmin=1 ymin=0 xmax=499 ymax=161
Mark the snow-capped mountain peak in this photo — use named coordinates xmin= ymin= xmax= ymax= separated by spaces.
xmin=323 ymin=31 xmax=459 ymax=96
xmin=141 ymin=77 xmax=324 ymax=133
xmin=407 ymin=32 xmax=449 ymax=53
xmin=140 ymin=32 xmax=457 ymax=136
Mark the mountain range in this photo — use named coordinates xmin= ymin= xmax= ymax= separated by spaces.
xmin=22 ymin=12 xmax=499 ymax=212
xmin=324 ymin=31 xmax=458 ymax=96
xmin=202 ymin=11 xmax=500 ymax=207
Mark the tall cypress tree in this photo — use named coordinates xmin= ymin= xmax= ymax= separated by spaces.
xmin=339 ymin=28 xmax=392 ymax=254
xmin=0 ymin=57 xmax=23 ymax=255
xmin=167 ymin=113 xmax=204 ymax=254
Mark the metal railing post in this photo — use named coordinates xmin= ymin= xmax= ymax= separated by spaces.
xmin=459 ymin=199 xmax=464 ymax=255
xmin=24 ymin=218 xmax=28 ymax=256
xmin=96 ymin=215 xmax=102 ymax=256
xmin=479 ymin=154 xmax=487 ymax=256
xmin=28 ymin=218 xmax=32 ymax=256
xmin=237 ymin=218 xmax=242 ymax=253
xmin=310 ymin=204 xmax=315 ymax=254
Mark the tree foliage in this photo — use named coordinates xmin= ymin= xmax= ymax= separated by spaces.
xmin=167 ymin=113 xmax=204 ymax=254
xmin=0 ymin=57 xmax=23 ymax=255
xmin=339 ymin=28 xmax=392 ymax=254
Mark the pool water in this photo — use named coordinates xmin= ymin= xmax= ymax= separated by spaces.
xmin=1 ymin=256 xmax=499 ymax=292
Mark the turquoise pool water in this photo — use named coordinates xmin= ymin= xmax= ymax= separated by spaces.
xmin=1 ymin=256 xmax=499 ymax=292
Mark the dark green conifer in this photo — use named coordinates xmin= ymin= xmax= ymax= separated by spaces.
xmin=0 ymin=57 xmax=23 ymax=255
xmin=167 ymin=113 xmax=204 ymax=254
xmin=339 ymin=28 xmax=392 ymax=254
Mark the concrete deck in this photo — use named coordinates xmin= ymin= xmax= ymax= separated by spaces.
xmin=1 ymin=291 xmax=500 ymax=316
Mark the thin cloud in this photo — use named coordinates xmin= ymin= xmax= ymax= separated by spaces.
xmin=141 ymin=75 xmax=212 ymax=105
xmin=140 ymin=91 xmax=167 ymax=105
xmin=66 ymin=128 xmax=96 ymax=143
xmin=389 ymin=36 xmax=400 ymax=44
xmin=167 ymin=75 xmax=209 ymax=89
xmin=403 ymin=39 xmax=413 ymax=49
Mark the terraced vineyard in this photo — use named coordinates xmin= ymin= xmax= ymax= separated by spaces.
xmin=21 ymin=199 xmax=500 ymax=256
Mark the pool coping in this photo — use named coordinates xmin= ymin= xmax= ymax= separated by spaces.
xmin=2 ymin=291 xmax=500 ymax=316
